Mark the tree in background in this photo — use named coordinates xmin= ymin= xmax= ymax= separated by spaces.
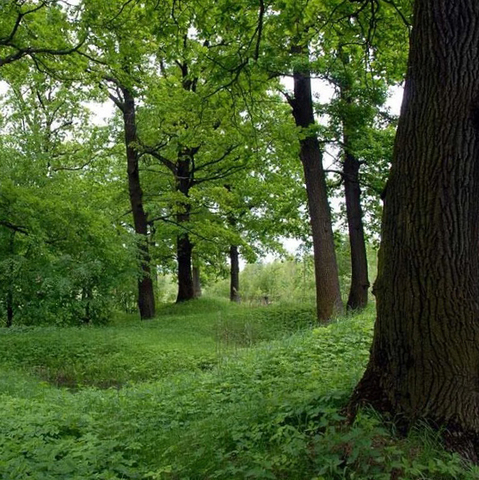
xmin=320 ymin=30 xmax=408 ymax=310
xmin=0 ymin=0 xmax=413 ymax=325
xmin=258 ymin=1 xmax=343 ymax=321
xmin=80 ymin=0 xmax=159 ymax=319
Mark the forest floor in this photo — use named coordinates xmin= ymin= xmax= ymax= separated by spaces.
xmin=0 ymin=298 xmax=477 ymax=479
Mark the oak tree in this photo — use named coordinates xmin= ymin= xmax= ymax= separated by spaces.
xmin=350 ymin=0 xmax=479 ymax=459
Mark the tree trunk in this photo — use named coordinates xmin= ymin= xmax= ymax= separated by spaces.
xmin=339 ymin=77 xmax=370 ymax=311
xmin=193 ymin=264 xmax=202 ymax=298
xmin=343 ymin=145 xmax=369 ymax=311
xmin=5 ymin=232 xmax=14 ymax=327
xmin=176 ymin=233 xmax=194 ymax=302
xmin=120 ymin=86 xmax=156 ymax=319
xmin=350 ymin=0 xmax=479 ymax=458
xmin=82 ymin=287 xmax=92 ymax=325
xmin=290 ymin=46 xmax=343 ymax=322
xmin=6 ymin=289 xmax=13 ymax=328
xmin=175 ymin=158 xmax=195 ymax=303
xmin=230 ymin=245 xmax=240 ymax=302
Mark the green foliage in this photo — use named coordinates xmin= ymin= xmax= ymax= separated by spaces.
xmin=0 ymin=74 xmax=136 ymax=326
xmin=1 ymin=302 xmax=478 ymax=479
xmin=208 ymin=259 xmax=316 ymax=303
xmin=0 ymin=298 xmax=314 ymax=388
xmin=207 ymin=241 xmax=379 ymax=304
xmin=0 ymin=2 xmax=468 ymax=478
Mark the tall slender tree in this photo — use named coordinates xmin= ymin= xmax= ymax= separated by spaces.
xmin=107 ymin=81 xmax=156 ymax=319
xmin=80 ymin=0 xmax=159 ymax=319
xmin=288 ymin=45 xmax=343 ymax=320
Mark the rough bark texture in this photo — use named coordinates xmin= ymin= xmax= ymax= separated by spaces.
xmin=290 ymin=48 xmax=343 ymax=321
xmin=343 ymin=146 xmax=369 ymax=310
xmin=230 ymin=245 xmax=240 ymax=303
xmin=121 ymin=87 xmax=156 ymax=319
xmin=350 ymin=0 xmax=479 ymax=458
xmin=175 ymin=158 xmax=195 ymax=303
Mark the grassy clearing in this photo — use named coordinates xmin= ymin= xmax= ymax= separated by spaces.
xmin=0 ymin=298 xmax=315 ymax=388
xmin=0 ymin=298 xmax=477 ymax=479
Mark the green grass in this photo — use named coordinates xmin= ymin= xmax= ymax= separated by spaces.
xmin=0 ymin=298 xmax=316 ymax=388
xmin=0 ymin=298 xmax=478 ymax=479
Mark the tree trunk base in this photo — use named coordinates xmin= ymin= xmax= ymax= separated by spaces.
xmin=443 ymin=428 xmax=479 ymax=463
xmin=347 ymin=367 xmax=395 ymax=423
xmin=348 ymin=368 xmax=479 ymax=463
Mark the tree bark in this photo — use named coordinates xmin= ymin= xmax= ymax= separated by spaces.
xmin=338 ymin=76 xmax=370 ymax=311
xmin=350 ymin=0 xmax=479 ymax=458
xmin=230 ymin=245 xmax=240 ymax=302
xmin=176 ymin=233 xmax=194 ymax=302
xmin=175 ymin=158 xmax=195 ymax=303
xmin=343 ymin=141 xmax=369 ymax=311
xmin=120 ymin=86 xmax=156 ymax=319
xmin=290 ymin=46 xmax=343 ymax=322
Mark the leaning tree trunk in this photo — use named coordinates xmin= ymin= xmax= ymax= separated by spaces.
xmin=350 ymin=0 xmax=479 ymax=458
xmin=230 ymin=245 xmax=241 ymax=303
xmin=120 ymin=87 xmax=155 ymax=319
xmin=290 ymin=46 xmax=343 ymax=322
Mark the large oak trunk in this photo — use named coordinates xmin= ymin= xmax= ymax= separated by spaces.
xmin=176 ymin=233 xmax=194 ymax=302
xmin=290 ymin=49 xmax=343 ymax=321
xmin=121 ymin=87 xmax=156 ymax=320
xmin=350 ymin=0 xmax=479 ymax=458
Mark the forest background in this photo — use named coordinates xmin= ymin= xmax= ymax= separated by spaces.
xmin=5 ymin=1 xmax=479 ymax=479
xmin=0 ymin=0 xmax=407 ymax=326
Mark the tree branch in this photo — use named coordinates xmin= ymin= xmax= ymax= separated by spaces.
xmin=0 ymin=221 xmax=28 ymax=235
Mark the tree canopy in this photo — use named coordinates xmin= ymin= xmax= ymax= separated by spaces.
xmin=0 ymin=0 xmax=410 ymax=325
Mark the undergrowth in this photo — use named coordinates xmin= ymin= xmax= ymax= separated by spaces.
xmin=0 ymin=298 xmax=315 ymax=388
xmin=0 ymin=299 xmax=478 ymax=479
